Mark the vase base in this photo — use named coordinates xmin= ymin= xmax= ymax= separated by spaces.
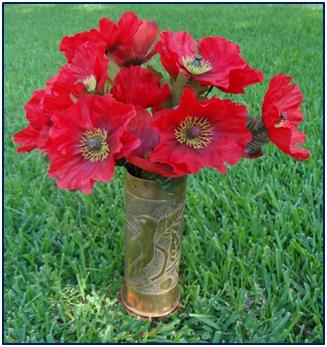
xmin=117 ymin=285 xmax=180 ymax=319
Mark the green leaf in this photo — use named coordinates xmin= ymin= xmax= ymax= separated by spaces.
xmin=171 ymin=72 xmax=190 ymax=105
xmin=188 ymin=80 xmax=206 ymax=94
xmin=146 ymin=64 xmax=163 ymax=79
xmin=107 ymin=59 xmax=121 ymax=83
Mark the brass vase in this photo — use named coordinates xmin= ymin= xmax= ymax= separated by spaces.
xmin=119 ymin=169 xmax=187 ymax=318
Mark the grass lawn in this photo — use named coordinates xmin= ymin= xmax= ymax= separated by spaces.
xmin=4 ymin=3 xmax=323 ymax=343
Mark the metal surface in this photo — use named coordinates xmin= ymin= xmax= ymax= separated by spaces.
xmin=120 ymin=170 xmax=186 ymax=318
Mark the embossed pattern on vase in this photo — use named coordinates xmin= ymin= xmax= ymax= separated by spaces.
xmin=124 ymin=181 xmax=185 ymax=296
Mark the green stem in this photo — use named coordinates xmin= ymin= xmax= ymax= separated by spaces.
xmin=204 ymin=86 xmax=213 ymax=98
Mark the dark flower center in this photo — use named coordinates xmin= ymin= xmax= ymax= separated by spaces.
xmin=192 ymin=54 xmax=204 ymax=66
xmin=86 ymin=137 xmax=103 ymax=151
xmin=123 ymin=57 xmax=145 ymax=67
xmin=175 ymin=116 xmax=214 ymax=149
xmin=105 ymin=44 xmax=119 ymax=56
xmin=186 ymin=126 xmax=202 ymax=138
xmin=80 ymin=128 xmax=110 ymax=162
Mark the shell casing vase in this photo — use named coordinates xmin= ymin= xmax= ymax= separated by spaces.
xmin=120 ymin=170 xmax=187 ymax=318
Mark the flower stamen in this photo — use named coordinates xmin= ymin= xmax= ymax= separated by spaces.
xmin=80 ymin=128 xmax=110 ymax=162
xmin=182 ymin=54 xmax=212 ymax=75
xmin=175 ymin=116 xmax=214 ymax=149
xmin=275 ymin=112 xmax=288 ymax=128
xmin=82 ymin=75 xmax=97 ymax=92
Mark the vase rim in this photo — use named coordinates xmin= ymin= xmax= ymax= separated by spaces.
xmin=124 ymin=168 xmax=186 ymax=200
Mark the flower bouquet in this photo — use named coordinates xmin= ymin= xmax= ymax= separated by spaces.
xmin=13 ymin=12 xmax=309 ymax=318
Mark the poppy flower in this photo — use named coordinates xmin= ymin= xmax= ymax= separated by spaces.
xmin=126 ymin=122 xmax=187 ymax=178
xmin=149 ymin=88 xmax=252 ymax=175
xmin=48 ymin=94 xmax=139 ymax=194
xmin=115 ymin=104 xmax=184 ymax=178
xmin=122 ymin=108 xmax=183 ymax=177
xmin=60 ymin=12 xmax=142 ymax=63
xmin=66 ymin=41 xmax=109 ymax=93
xmin=14 ymin=42 xmax=109 ymax=154
xmin=125 ymin=109 xmax=188 ymax=177
xmin=111 ymin=18 xmax=158 ymax=67
xmin=155 ymin=31 xmax=264 ymax=93
xmin=262 ymin=73 xmax=310 ymax=160
xmin=13 ymin=90 xmax=51 ymax=153
xmin=59 ymin=29 xmax=103 ymax=64
xmin=122 ymin=107 xmax=159 ymax=158
xmin=111 ymin=67 xmax=172 ymax=166
xmin=42 ymin=67 xmax=84 ymax=113
xmin=97 ymin=14 xmax=137 ymax=54
xmin=45 ymin=42 xmax=109 ymax=111
xmin=59 ymin=12 xmax=158 ymax=67
xmin=111 ymin=66 xmax=171 ymax=109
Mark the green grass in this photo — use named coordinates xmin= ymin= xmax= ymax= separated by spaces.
xmin=4 ymin=3 xmax=323 ymax=343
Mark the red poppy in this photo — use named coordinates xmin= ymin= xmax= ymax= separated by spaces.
xmin=121 ymin=107 xmax=183 ymax=177
xmin=14 ymin=42 xmax=109 ymax=154
xmin=42 ymin=67 xmax=84 ymax=113
xmin=149 ymin=88 xmax=252 ymax=175
xmin=97 ymin=14 xmax=135 ymax=54
xmin=48 ymin=94 xmax=139 ymax=194
xmin=59 ymin=29 xmax=102 ymax=64
xmin=13 ymin=90 xmax=51 ymax=153
xmin=111 ymin=18 xmax=158 ymax=67
xmin=59 ymin=12 xmax=157 ymax=67
xmin=45 ymin=42 xmax=109 ymax=110
xmin=122 ymin=107 xmax=159 ymax=158
xmin=67 ymin=41 xmax=109 ymax=93
xmin=155 ymin=31 xmax=263 ymax=93
xmin=262 ymin=73 xmax=310 ymax=160
xmin=111 ymin=66 xmax=171 ymax=109
xmin=111 ymin=67 xmax=172 ymax=167
xmin=112 ymin=104 xmax=184 ymax=177
xmin=125 ymin=114 xmax=188 ymax=178
xmin=60 ymin=13 xmax=142 ymax=63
